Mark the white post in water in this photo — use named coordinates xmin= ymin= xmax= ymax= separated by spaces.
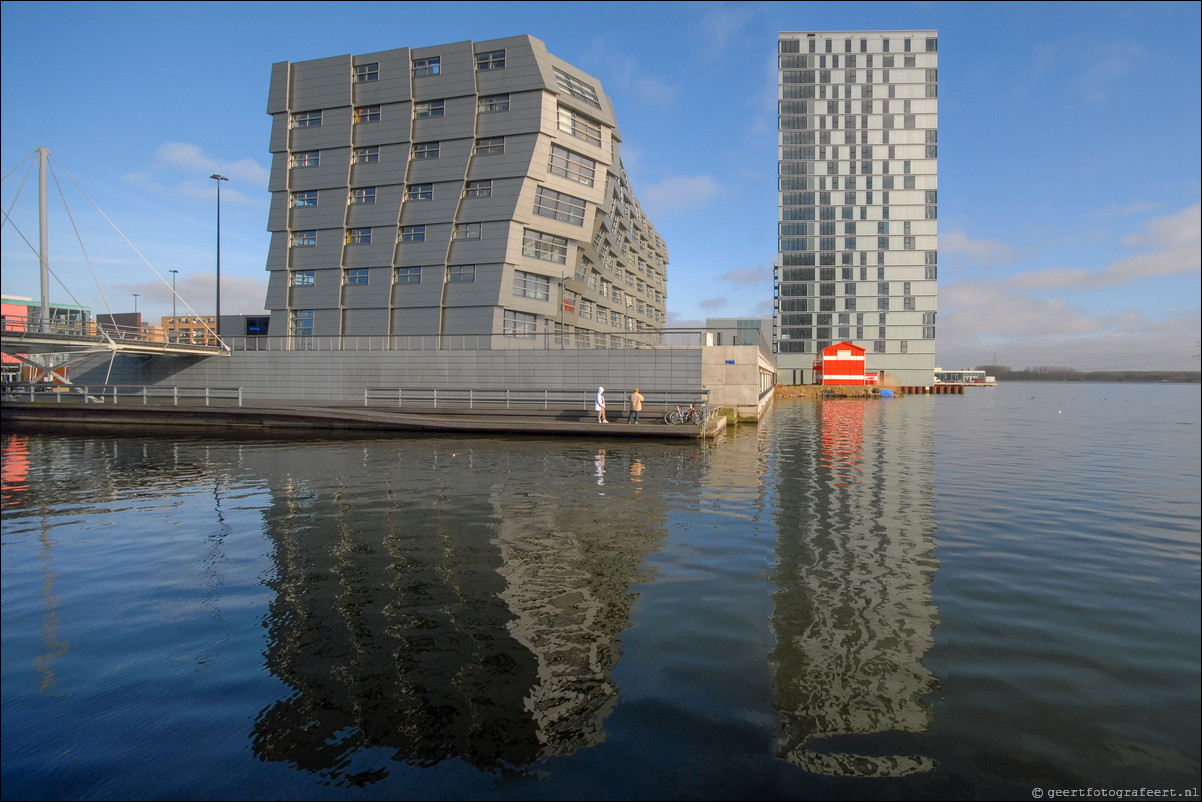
xmin=38 ymin=146 xmax=50 ymax=333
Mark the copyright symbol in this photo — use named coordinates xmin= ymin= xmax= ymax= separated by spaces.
xmin=1033 ymin=790 xmax=1044 ymax=799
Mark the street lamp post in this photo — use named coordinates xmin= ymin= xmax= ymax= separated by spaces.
xmin=210 ymin=174 xmax=228 ymax=337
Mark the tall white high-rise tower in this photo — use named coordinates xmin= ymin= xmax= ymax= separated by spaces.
xmin=775 ymin=31 xmax=938 ymax=386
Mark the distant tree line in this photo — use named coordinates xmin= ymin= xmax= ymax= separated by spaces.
xmin=974 ymin=365 xmax=1201 ymax=383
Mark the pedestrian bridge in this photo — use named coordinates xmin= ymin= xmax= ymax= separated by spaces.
xmin=2 ymin=319 xmax=227 ymax=358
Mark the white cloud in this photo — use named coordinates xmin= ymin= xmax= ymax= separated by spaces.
xmin=641 ymin=175 xmax=720 ymax=217
xmin=717 ymin=265 xmax=771 ymax=285
xmin=940 ymin=230 xmax=1016 ymax=266
xmin=1012 ymin=204 xmax=1200 ymax=290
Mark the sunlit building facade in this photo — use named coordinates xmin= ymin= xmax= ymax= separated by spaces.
xmin=264 ymin=35 xmax=668 ymax=346
xmin=775 ymin=30 xmax=938 ymax=386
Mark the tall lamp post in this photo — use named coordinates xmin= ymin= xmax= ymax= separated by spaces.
xmin=210 ymin=174 xmax=228 ymax=337
xmin=169 ymin=269 xmax=178 ymax=341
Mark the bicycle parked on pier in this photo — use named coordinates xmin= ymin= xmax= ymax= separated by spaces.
xmin=664 ymin=403 xmax=703 ymax=425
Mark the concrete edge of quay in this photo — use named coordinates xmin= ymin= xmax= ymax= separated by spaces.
xmin=0 ymin=400 xmax=727 ymax=440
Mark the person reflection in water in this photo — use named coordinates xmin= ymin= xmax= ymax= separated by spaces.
xmin=595 ymin=449 xmax=606 ymax=486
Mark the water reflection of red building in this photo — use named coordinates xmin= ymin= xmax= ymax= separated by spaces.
xmin=1 ymin=434 xmax=30 ymax=507
xmin=820 ymin=400 xmax=865 ymax=486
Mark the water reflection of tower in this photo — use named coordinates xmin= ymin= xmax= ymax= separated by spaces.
xmin=769 ymin=399 xmax=940 ymax=777
xmin=248 ymin=442 xmax=670 ymax=780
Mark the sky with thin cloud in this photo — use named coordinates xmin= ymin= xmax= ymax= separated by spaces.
xmin=2 ymin=1 xmax=1198 ymax=370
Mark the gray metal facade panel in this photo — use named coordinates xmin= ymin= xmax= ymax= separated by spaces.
xmin=289 ymin=155 xmax=352 ymax=191
xmin=289 ymin=55 xmax=353 ymax=110
xmin=264 ymin=270 xmax=288 ymax=310
xmin=287 ymin=238 xmax=340 ymax=269
xmin=267 ymin=62 xmax=291 ymax=114
xmin=352 ymin=104 xmax=410 ymax=147
xmin=343 ymin=241 xmax=393 ymax=267
xmin=392 ymin=282 xmax=442 ymax=308
xmin=268 ymin=114 xmax=290 ymax=154
xmin=345 ymin=199 xmax=401 ymax=228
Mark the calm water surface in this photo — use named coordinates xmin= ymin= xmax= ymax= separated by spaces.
xmin=2 ymin=383 xmax=1198 ymax=800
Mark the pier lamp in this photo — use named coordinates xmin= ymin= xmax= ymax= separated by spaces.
xmin=210 ymin=174 xmax=228 ymax=336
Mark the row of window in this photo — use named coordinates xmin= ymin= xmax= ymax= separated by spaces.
xmin=289 ymin=133 xmax=599 ymax=178
xmin=289 ymin=225 xmax=570 ymax=260
xmin=780 ymin=218 xmax=934 ymax=235
xmin=351 ymin=50 xmax=506 ymax=85
xmin=779 ymin=36 xmax=938 ymax=55
xmin=780 ymin=53 xmax=933 ymax=70
xmin=780 ymin=98 xmax=933 ymax=115
xmin=292 ymin=94 xmax=510 ymax=128
xmin=779 ymin=234 xmax=931 ymax=251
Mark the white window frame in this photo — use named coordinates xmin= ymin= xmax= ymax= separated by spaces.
xmin=352 ymin=146 xmax=378 ymax=164
xmin=291 ymin=151 xmax=319 ymax=168
xmin=292 ymin=110 xmax=322 ymax=128
xmin=503 ymin=309 xmax=538 ymax=337
xmin=354 ymin=63 xmax=379 ymax=83
xmin=290 ymin=270 xmax=315 ymax=286
xmin=354 ymin=105 xmax=381 ymax=124
xmin=400 ymin=225 xmax=425 ymax=242
xmin=475 ymin=136 xmax=505 ymax=156
xmin=394 ymin=267 xmax=422 ymax=284
xmin=413 ymin=56 xmax=440 ymax=77
xmin=513 ymin=270 xmax=551 ymax=301
xmin=290 ymin=230 xmax=317 ymax=247
xmin=405 ymin=184 xmax=432 ymax=201
xmin=415 ymin=100 xmax=444 ymax=118
xmin=478 ymin=93 xmax=510 ymax=113
xmin=447 ymin=264 xmax=475 ymax=282
xmin=349 ymin=187 xmax=376 ymax=205
xmin=344 ymin=268 xmax=369 ymax=285
xmin=476 ymin=50 xmax=505 ymax=70
xmin=346 ymin=227 xmax=372 ymax=245
xmin=413 ymin=141 xmax=439 ymax=159
xmin=464 ymin=180 xmax=492 ymax=198
xmin=291 ymin=190 xmax=317 ymax=207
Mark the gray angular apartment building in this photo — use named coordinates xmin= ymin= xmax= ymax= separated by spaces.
xmin=775 ymin=30 xmax=938 ymax=386
xmin=263 ymin=35 xmax=669 ymax=347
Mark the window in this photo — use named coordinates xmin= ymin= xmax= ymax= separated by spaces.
xmin=354 ymin=62 xmax=378 ymax=82
xmin=291 ymin=151 xmax=319 ymax=168
xmin=447 ymin=264 xmax=475 ymax=282
xmin=400 ymin=225 xmax=425 ymax=242
xmin=504 ymin=309 xmax=537 ymax=336
xmin=475 ymin=136 xmax=505 ymax=155
xmin=476 ymin=50 xmax=505 ymax=70
xmin=904 ymin=236 xmax=916 ymax=250
xmin=353 ymin=146 xmax=378 ymax=164
xmin=453 ymin=222 xmax=480 ymax=240
xmin=415 ymin=100 xmax=444 ymax=118
xmin=874 ymin=340 xmax=886 ymax=353
xmin=290 ymin=230 xmax=316 ymax=247
xmin=557 ymin=105 xmax=602 ymax=146
xmin=523 ymin=229 xmax=568 ymax=264
xmin=395 ymin=266 xmax=421 ymax=284
xmin=553 ymin=67 xmax=601 ymax=108
xmin=346 ymin=228 xmax=371 ymax=245
xmin=354 ymin=105 xmax=380 ymax=124
xmin=405 ymin=183 xmax=432 ymax=201
xmin=291 ymin=190 xmax=317 ymax=207
xmin=350 ymin=187 xmax=375 ymax=205
xmin=513 ymin=269 xmax=550 ymax=301
xmin=413 ymin=141 xmax=439 ymax=159
xmin=548 ymin=144 xmax=596 ymax=186
xmin=345 ymin=268 xmax=369 ymax=285
xmin=464 ymin=180 xmax=492 ymax=198
xmin=290 ymin=270 xmax=315 ymax=286
xmin=478 ymin=93 xmax=509 ymax=112
xmin=292 ymin=110 xmax=321 ymax=128
xmin=290 ymin=309 xmax=314 ymax=337
xmin=413 ymin=56 xmax=440 ymax=76
xmin=534 ymin=186 xmax=586 ymax=225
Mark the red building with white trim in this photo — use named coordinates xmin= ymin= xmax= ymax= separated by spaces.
xmin=813 ymin=341 xmax=879 ymax=386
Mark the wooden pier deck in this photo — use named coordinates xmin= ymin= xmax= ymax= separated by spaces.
xmin=1 ymin=399 xmax=726 ymax=439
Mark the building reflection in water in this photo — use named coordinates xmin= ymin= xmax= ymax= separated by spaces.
xmin=246 ymin=440 xmax=673 ymax=782
xmin=769 ymin=399 xmax=940 ymax=777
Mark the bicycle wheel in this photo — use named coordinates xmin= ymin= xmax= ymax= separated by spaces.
xmin=666 ymin=411 xmax=684 ymax=424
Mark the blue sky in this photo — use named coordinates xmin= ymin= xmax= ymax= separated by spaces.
xmin=2 ymin=1 xmax=1199 ymax=371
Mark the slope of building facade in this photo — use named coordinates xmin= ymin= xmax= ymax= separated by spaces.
xmin=775 ymin=31 xmax=938 ymax=386
xmin=263 ymin=35 xmax=669 ymax=347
